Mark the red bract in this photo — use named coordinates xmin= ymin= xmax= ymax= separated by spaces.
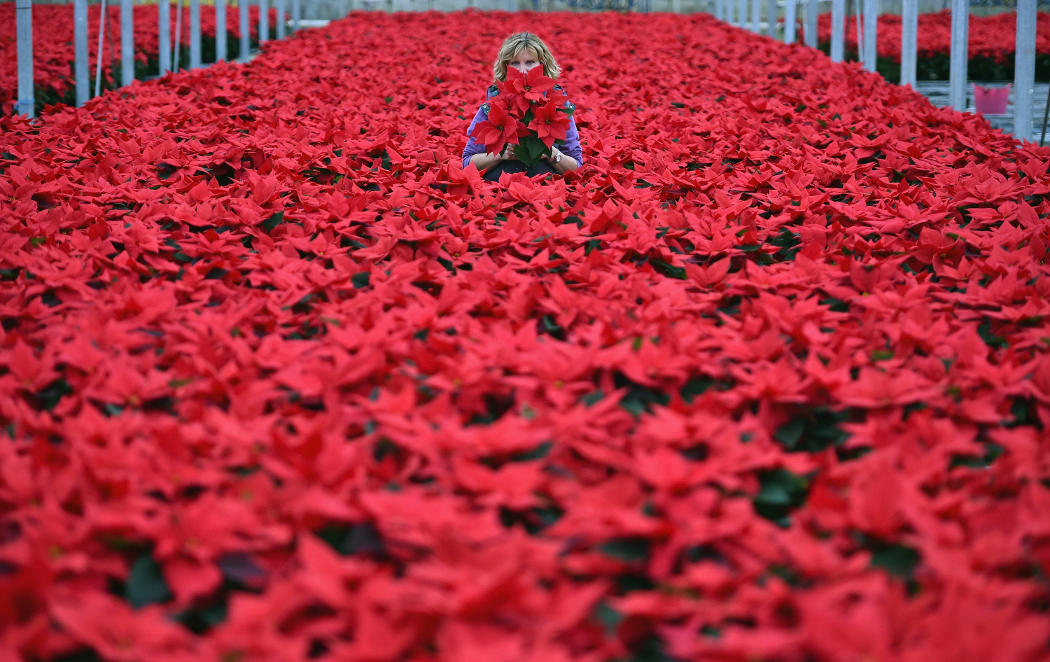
xmin=473 ymin=67 xmax=570 ymax=161
xmin=472 ymin=98 xmax=528 ymax=155
xmin=0 ymin=9 xmax=1049 ymax=662
xmin=531 ymin=98 xmax=571 ymax=147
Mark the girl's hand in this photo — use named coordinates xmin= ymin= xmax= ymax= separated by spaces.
xmin=499 ymin=144 xmax=515 ymax=161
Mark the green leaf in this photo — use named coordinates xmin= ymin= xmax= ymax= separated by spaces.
xmin=351 ymin=271 xmax=370 ymax=289
xmin=581 ymin=389 xmax=604 ymax=407
xmin=870 ymin=544 xmax=921 ymax=578
xmin=509 ymin=441 xmax=552 ymax=462
xmin=753 ymin=467 xmax=809 ymax=524
xmin=598 ymin=536 xmax=650 ymax=562
xmin=977 ymin=318 xmax=1008 ymax=349
xmin=126 ymin=553 xmax=172 ymax=608
xmin=773 ymin=406 xmax=851 ymax=453
xmin=260 ymin=210 xmax=285 ymax=232
xmin=514 ymin=135 xmax=550 ymax=166
xmin=592 ymin=601 xmax=624 ymax=636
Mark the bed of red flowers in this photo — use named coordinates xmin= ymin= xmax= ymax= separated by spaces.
xmin=2 ymin=8 xmax=1050 ymax=662
xmin=0 ymin=2 xmax=275 ymax=115
xmin=816 ymin=10 xmax=1050 ymax=81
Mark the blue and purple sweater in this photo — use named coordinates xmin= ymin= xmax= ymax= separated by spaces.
xmin=461 ymin=84 xmax=583 ymax=169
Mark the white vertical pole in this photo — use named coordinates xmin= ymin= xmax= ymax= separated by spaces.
xmin=750 ymin=0 xmax=760 ymax=32
xmin=1014 ymin=0 xmax=1036 ymax=141
xmin=804 ymin=0 xmax=817 ymax=47
xmin=75 ymin=0 xmax=89 ymax=105
xmin=16 ymin=0 xmax=33 ymax=118
xmin=831 ymin=0 xmax=844 ymax=61
xmin=95 ymin=0 xmax=107 ymax=97
xmin=901 ymin=0 xmax=917 ymax=86
xmin=159 ymin=0 xmax=171 ymax=74
xmin=259 ymin=0 xmax=269 ymax=44
xmin=216 ymin=0 xmax=227 ymax=61
xmin=190 ymin=0 xmax=201 ymax=68
xmin=672 ymin=0 xmax=680 ymax=12
xmin=855 ymin=0 xmax=863 ymax=58
xmin=862 ymin=0 xmax=876 ymax=70
xmin=714 ymin=0 xmax=722 ymax=20
xmin=121 ymin=0 xmax=133 ymax=86
xmin=239 ymin=0 xmax=250 ymax=61
xmin=292 ymin=0 xmax=300 ymax=30
xmin=736 ymin=0 xmax=746 ymax=27
xmin=173 ymin=0 xmax=183 ymax=72
xmin=949 ymin=0 xmax=969 ymax=110
xmin=766 ymin=0 xmax=777 ymax=37
xmin=784 ymin=0 xmax=796 ymax=43
xmin=276 ymin=0 xmax=285 ymax=38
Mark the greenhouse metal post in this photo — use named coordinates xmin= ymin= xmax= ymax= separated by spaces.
xmin=75 ymin=0 xmax=89 ymax=105
xmin=16 ymin=0 xmax=33 ymax=118
xmin=1014 ymin=0 xmax=1035 ymax=141
xmin=159 ymin=0 xmax=171 ymax=74
xmin=784 ymin=0 xmax=796 ymax=43
xmin=949 ymin=0 xmax=969 ymax=110
xmin=804 ymin=0 xmax=817 ymax=48
xmin=240 ymin=0 xmax=250 ymax=61
xmin=190 ymin=0 xmax=201 ymax=69
xmin=831 ymin=0 xmax=844 ymax=62
xmin=121 ymin=0 xmax=133 ymax=86
xmin=260 ymin=0 xmax=269 ymax=44
xmin=217 ymin=0 xmax=227 ymax=61
xmin=901 ymin=0 xmax=917 ymax=87
xmin=862 ymin=0 xmax=876 ymax=71
xmin=94 ymin=0 xmax=107 ymax=97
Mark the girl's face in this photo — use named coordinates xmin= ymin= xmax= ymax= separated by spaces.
xmin=507 ymin=47 xmax=541 ymax=75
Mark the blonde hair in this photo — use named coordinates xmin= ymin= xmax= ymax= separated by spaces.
xmin=492 ymin=33 xmax=562 ymax=83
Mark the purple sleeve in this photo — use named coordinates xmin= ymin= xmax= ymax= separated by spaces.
xmin=561 ymin=112 xmax=583 ymax=165
xmin=461 ymin=105 xmax=488 ymax=169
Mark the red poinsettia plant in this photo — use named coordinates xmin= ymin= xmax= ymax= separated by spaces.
xmin=471 ymin=66 xmax=573 ymax=166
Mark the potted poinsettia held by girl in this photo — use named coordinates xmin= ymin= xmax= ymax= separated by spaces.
xmin=461 ymin=32 xmax=582 ymax=181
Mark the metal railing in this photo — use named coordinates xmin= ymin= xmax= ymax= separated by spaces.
xmin=713 ymin=0 xmax=1042 ymax=141
xmin=13 ymin=0 xmax=304 ymax=118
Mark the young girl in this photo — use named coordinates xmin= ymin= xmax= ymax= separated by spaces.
xmin=461 ymin=33 xmax=583 ymax=181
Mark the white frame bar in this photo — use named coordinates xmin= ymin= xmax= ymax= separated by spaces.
xmin=216 ymin=0 xmax=227 ymax=61
xmin=190 ymin=0 xmax=201 ymax=68
xmin=1014 ymin=0 xmax=1036 ymax=140
xmin=240 ymin=0 xmax=250 ymax=61
xmin=784 ymin=0 xmax=796 ymax=43
xmin=16 ymin=0 xmax=33 ymax=118
xmin=75 ymin=0 xmax=89 ymax=105
xmin=830 ymin=0 xmax=844 ymax=62
xmin=803 ymin=0 xmax=817 ymax=48
xmin=901 ymin=0 xmax=917 ymax=86
xmin=94 ymin=0 xmax=107 ymax=97
xmin=259 ymin=0 xmax=269 ymax=44
xmin=159 ymin=0 xmax=171 ymax=74
xmin=949 ymin=0 xmax=969 ymax=110
xmin=121 ymin=0 xmax=133 ymax=87
xmin=862 ymin=0 xmax=876 ymax=71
